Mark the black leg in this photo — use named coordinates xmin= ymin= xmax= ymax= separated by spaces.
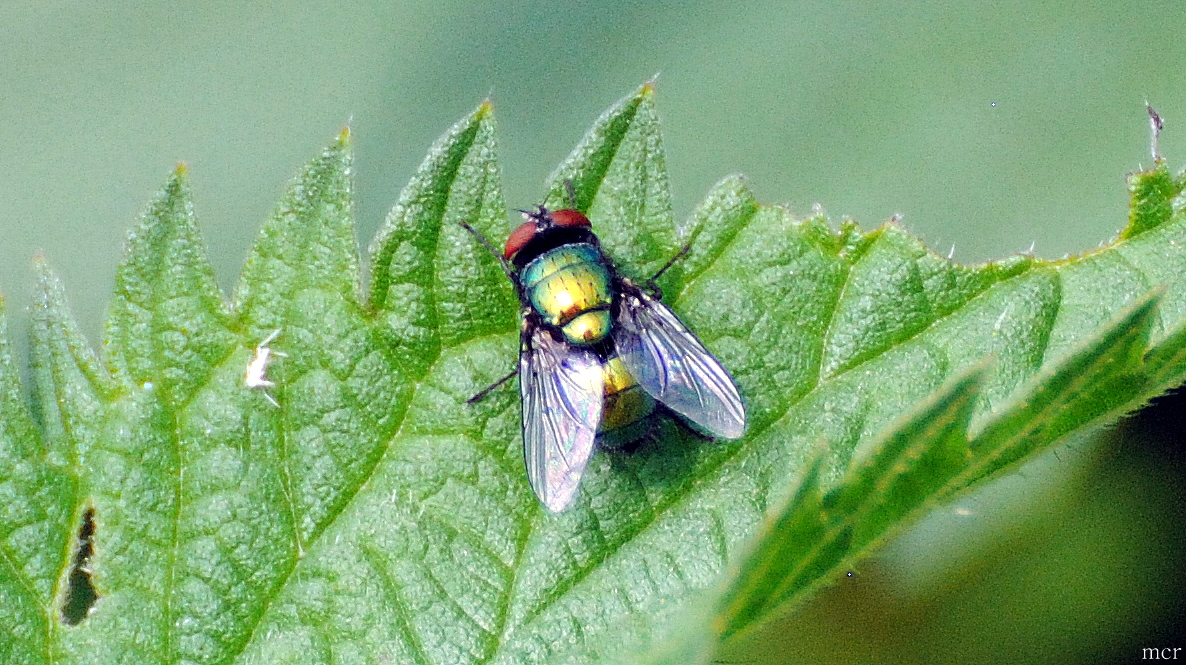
xmin=466 ymin=368 xmax=518 ymax=404
xmin=645 ymin=243 xmax=692 ymax=297
xmin=459 ymin=221 xmax=516 ymax=283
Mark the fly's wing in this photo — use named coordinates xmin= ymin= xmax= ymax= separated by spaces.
xmin=520 ymin=327 xmax=605 ymax=512
xmin=615 ymin=288 xmax=746 ymax=439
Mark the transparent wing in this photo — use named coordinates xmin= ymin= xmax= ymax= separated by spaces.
xmin=615 ymin=288 xmax=745 ymax=439
xmin=520 ymin=327 xmax=604 ymax=512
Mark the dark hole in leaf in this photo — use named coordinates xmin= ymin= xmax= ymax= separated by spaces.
xmin=60 ymin=507 xmax=98 ymax=625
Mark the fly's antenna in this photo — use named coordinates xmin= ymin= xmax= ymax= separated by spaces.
xmin=536 ymin=205 xmax=550 ymax=221
xmin=516 ymin=207 xmax=552 ymax=227
xmin=459 ymin=221 xmax=515 ymax=282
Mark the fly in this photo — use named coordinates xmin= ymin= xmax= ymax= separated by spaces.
xmin=463 ymin=206 xmax=745 ymax=512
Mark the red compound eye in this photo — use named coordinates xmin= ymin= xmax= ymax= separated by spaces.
xmin=502 ymin=209 xmax=592 ymax=259
xmin=546 ymin=209 xmax=591 ymax=228
xmin=503 ymin=221 xmax=538 ymax=259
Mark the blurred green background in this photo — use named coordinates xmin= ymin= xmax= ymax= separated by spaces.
xmin=2 ymin=0 xmax=1183 ymax=662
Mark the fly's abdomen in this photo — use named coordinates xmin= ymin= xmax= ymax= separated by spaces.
xmin=521 ymin=243 xmax=613 ymax=345
xmin=599 ymin=355 xmax=656 ymax=438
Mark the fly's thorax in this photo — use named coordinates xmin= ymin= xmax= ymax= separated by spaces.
xmin=598 ymin=355 xmax=656 ymax=435
xmin=520 ymin=243 xmax=614 ymax=346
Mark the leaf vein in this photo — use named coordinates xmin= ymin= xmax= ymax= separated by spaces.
xmin=360 ymin=542 xmax=436 ymax=665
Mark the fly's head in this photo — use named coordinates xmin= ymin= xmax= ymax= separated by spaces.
xmin=504 ymin=208 xmax=594 ymax=266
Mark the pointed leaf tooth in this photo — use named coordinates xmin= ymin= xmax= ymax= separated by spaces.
xmin=673 ymin=203 xmax=843 ymax=433
xmin=545 ymin=83 xmax=676 ymax=280
xmin=368 ymin=101 xmax=511 ymax=373
xmin=1123 ymin=162 xmax=1180 ymax=239
xmin=821 ymin=225 xmax=1031 ymax=378
xmin=431 ymin=104 xmax=515 ymax=349
xmin=105 ymin=166 xmax=235 ymax=409
xmin=0 ymin=298 xmax=77 ymax=658
xmin=27 ymin=263 xmax=179 ymax=664
xmin=29 ymin=258 xmax=111 ymax=462
xmin=236 ymin=131 xmax=401 ymax=548
xmin=544 ymin=83 xmax=649 ymax=213
xmin=236 ymin=129 xmax=358 ymax=327
xmin=0 ymin=297 xmax=43 ymax=458
xmin=664 ymin=174 xmax=758 ymax=296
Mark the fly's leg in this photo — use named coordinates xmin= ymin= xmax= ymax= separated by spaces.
xmin=467 ymin=314 xmax=535 ymax=404
xmin=456 ymin=227 xmax=525 ymax=406
xmin=466 ymin=368 xmax=518 ymax=404
xmin=644 ymin=243 xmax=692 ymax=299
xmin=459 ymin=221 xmax=516 ymax=284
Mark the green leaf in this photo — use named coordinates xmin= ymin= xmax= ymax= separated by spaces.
xmin=368 ymin=102 xmax=514 ymax=368
xmin=1123 ymin=162 xmax=1178 ymax=240
xmin=105 ymin=166 xmax=237 ymax=408
xmin=1 ymin=84 xmax=1185 ymax=665
xmin=0 ymin=297 xmax=78 ymax=665
xmin=235 ymin=129 xmax=398 ymax=548
xmin=709 ymin=291 xmax=1164 ymax=647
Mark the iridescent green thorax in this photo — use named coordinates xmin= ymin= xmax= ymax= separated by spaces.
xmin=520 ymin=243 xmax=614 ymax=345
